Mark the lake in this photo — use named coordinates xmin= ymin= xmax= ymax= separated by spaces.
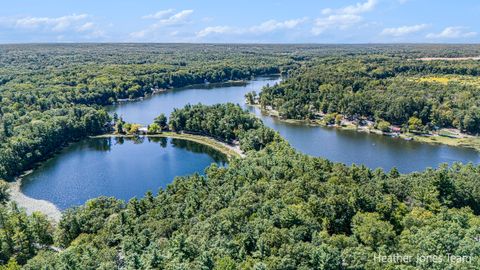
xmin=22 ymin=76 xmax=480 ymax=209
xmin=111 ymin=76 xmax=480 ymax=173
xmin=21 ymin=137 xmax=227 ymax=210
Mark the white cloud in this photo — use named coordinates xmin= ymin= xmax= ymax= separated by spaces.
xmin=322 ymin=0 xmax=377 ymax=15
xmin=313 ymin=0 xmax=377 ymax=35
xmin=14 ymin=14 xmax=88 ymax=32
xmin=0 ymin=14 xmax=106 ymax=40
xmin=161 ymin=10 xmax=193 ymax=26
xmin=142 ymin=9 xmax=175 ymax=20
xmin=197 ymin=26 xmax=233 ymax=37
xmin=130 ymin=9 xmax=194 ymax=39
xmin=77 ymin=22 xmax=95 ymax=32
xmin=249 ymin=18 xmax=307 ymax=34
xmin=426 ymin=26 xmax=477 ymax=39
xmin=381 ymin=24 xmax=428 ymax=37
xmin=130 ymin=30 xmax=146 ymax=39
xmin=196 ymin=18 xmax=307 ymax=38
xmin=313 ymin=14 xmax=362 ymax=35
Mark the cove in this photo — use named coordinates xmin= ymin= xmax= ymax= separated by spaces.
xmin=21 ymin=137 xmax=227 ymax=210
xmin=112 ymin=76 xmax=480 ymax=173
xmin=21 ymin=76 xmax=480 ymax=210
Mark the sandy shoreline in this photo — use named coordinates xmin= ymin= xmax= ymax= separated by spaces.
xmin=9 ymin=171 xmax=62 ymax=222
xmin=7 ymin=132 xmax=242 ymax=222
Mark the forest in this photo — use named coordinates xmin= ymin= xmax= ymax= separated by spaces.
xmin=3 ymin=44 xmax=480 ymax=179
xmin=0 ymin=44 xmax=479 ymax=269
xmin=1 ymin=104 xmax=477 ymax=269
xmin=168 ymin=103 xmax=278 ymax=152
xmin=0 ymin=44 xmax=293 ymax=180
xmin=258 ymin=56 xmax=480 ymax=134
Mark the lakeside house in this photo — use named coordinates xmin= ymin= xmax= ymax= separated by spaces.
xmin=390 ymin=126 xmax=402 ymax=133
xmin=138 ymin=127 xmax=148 ymax=135
xmin=151 ymin=87 xmax=167 ymax=94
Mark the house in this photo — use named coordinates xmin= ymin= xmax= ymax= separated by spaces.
xmin=138 ymin=127 xmax=148 ymax=135
xmin=390 ymin=126 xmax=402 ymax=133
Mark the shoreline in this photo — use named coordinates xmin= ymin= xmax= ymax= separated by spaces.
xmin=8 ymin=131 xmax=242 ymax=223
xmin=9 ymin=170 xmax=62 ymax=222
xmin=5 ymin=140 xmax=83 ymax=223
xmin=9 ymin=74 xmax=475 ymax=221
xmin=8 ymin=131 xmax=243 ymax=222
xmin=111 ymin=76 xmax=275 ymax=104
xmin=252 ymin=105 xmax=480 ymax=152
xmin=5 ymin=77 xmax=271 ymax=222
xmin=92 ymin=132 xmax=245 ymax=158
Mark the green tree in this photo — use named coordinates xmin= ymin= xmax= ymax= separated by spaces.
xmin=408 ymin=116 xmax=423 ymax=132
xmin=215 ymin=257 xmax=237 ymax=270
xmin=463 ymin=107 xmax=480 ymax=134
xmin=352 ymin=212 xmax=395 ymax=250
xmin=335 ymin=114 xmax=343 ymax=126
xmin=324 ymin=113 xmax=337 ymax=125
xmin=376 ymin=120 xmax=391 ymax=133
xmin=1 ymin=113 xmax=14 ymax=138
xmin=0 ymin=180 xmax=10 ymax=204
xmin=0 ymin=258 xmax=21 ymax=270
xmin=154 ymin=114 xmax=168 ymax=130
xmin=128 ymin=124 xmax=142 ymax=135
xmin=147 ymin=123 xmax=161 ymax=134
xmin=114 ymin=119 xmax=124 ymax=134
xmin=245 ymin=91 xmax=257 ymax=105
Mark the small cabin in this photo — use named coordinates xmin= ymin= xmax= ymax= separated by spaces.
xmin=138 ymin=127 xmax=148 ymax=135
xmin=390 ymin=126 xmax=402 ymax=133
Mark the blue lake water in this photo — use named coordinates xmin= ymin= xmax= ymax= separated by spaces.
xmin=22 ymin=76 xmax=480 ymax=209
xmin=21 ymin=137 xmax=227 ymax=209
xmin=111 ymin=76 xmax=480 ymax=173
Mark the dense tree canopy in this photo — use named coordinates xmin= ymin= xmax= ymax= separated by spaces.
xmin=0 ymin=44 xmax=479 ymax=269
xmin=0 ymin=44 xmax=294 ymax=180
xmin=168 ymin=103 xmax=279 ymax=151
xmin=21 ymin=132 xmax=480 ymax=269
xmin=259 ymin=56 xmax=480 ymax=134
xmin=7 ymin=104 xmax=477 ymax=269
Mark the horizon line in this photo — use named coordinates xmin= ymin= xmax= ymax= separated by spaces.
xmin=1 ymin=42 xmax=480 ymax=46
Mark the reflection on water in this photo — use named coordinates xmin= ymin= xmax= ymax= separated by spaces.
xmin=21 ymin=137 xmax=227 ymax=210
xmin=109 ymin=76 xmax=281 ymax=125
xmin=171 ymin=138 xmax=228 ymax=165
xmin=250 ymin=106 xmax=480 ymax=172
xmin=23 ymin=77 xmax=480 ymax=210
xmin=112 ymin=76 xmax=479 ymax=173
xmin=146 ymin=136 xmax=168 ymax=148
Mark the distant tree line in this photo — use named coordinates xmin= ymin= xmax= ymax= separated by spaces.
xmin=0 ymin=44 xmax=292 ymax=180
xmin=0 ymin=44 xmax=480 ymax=269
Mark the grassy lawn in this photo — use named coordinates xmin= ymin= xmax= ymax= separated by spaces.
xmin=407 ymin=134 xmax=480 ymax=151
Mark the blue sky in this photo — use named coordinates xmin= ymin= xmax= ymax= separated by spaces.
xmin=1 ymin=0 xmax=479 ymax=43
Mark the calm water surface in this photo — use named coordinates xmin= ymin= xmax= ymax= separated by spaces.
xmin=110 ymin=79 xmax=272 ymax=125
xmin=23 ymin=76 xmax=480 ymax=209
xmin=22 ymin=137 xmax=227 ymax=209
xmin=111 ymin=76 xmax=480 ymax=173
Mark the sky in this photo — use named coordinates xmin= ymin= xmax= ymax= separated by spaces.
xmin=0 ymin=0 xmax=479 ymax=44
